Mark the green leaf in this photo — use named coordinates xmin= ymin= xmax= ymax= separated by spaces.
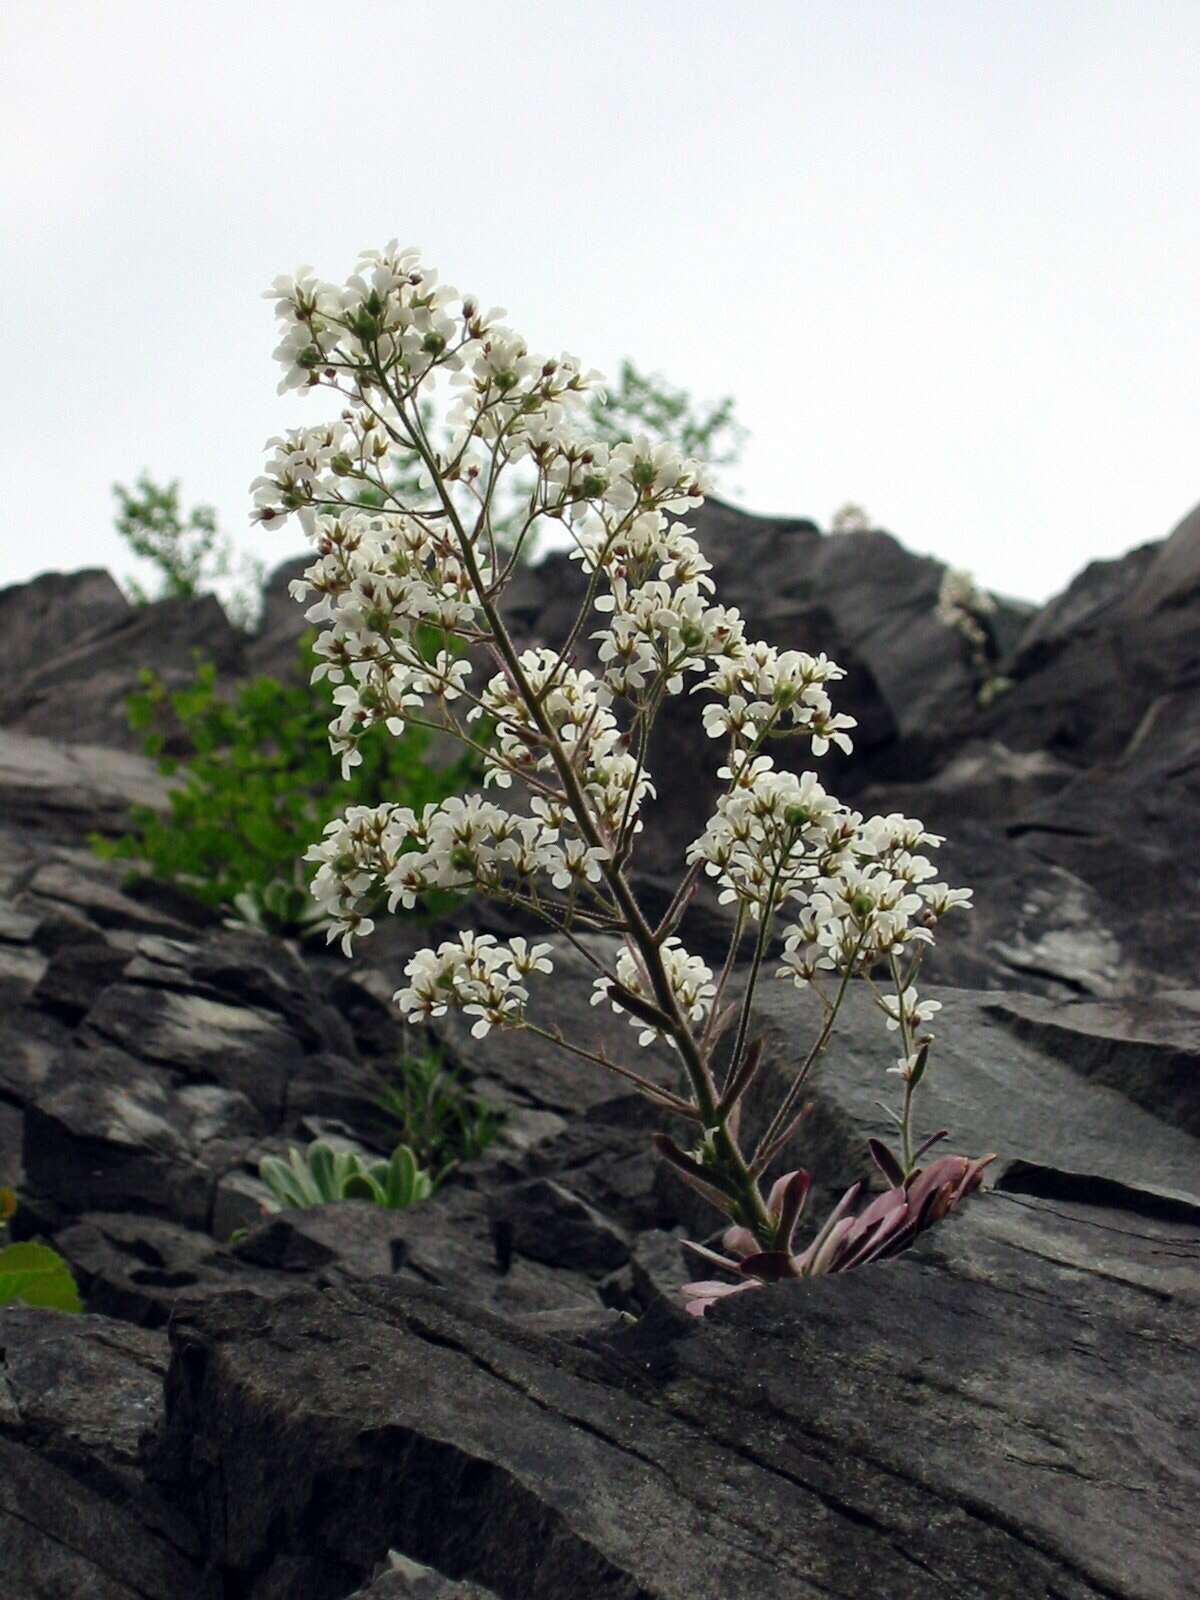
xmin=258 ymin=1155 xmax=311 ymax=1211
xmin=305 ymin=1141 xmax=339 ymax=1203
xmin=342 ymin=1171 xmax=386 ymax=1205
xmin=385 ymin=1144 xmax=419 ymax=1208
xmin=0 ymin=1242 xmax=82 ymax=1311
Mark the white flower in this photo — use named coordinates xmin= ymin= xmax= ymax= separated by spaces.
xmin=879 ymin=990 xmax=942 ymax=1033
xmin=506 ymin=939 xmax=554 ymax=978
xmin=887 ymin=1052 xmax=924 ymax=1081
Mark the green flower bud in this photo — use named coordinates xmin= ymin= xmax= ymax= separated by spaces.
xmin=581 ymin=473 xmax=607 ymax=498
xmin=784 ymin=804 xmax=812 ymax=830
xmin=851 ymin=893 xmax=876 ymax=919
xmin=632 ymin=461 xmax=656 ymax=489
xmin=422 ymin=332 xmax=446 ymax=356
xmin=297 ymin=346 xmax=323 ymax=369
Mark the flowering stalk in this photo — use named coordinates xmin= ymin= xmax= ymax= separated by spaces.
xmin=254 ymin=243 xmax=990 ymax=1301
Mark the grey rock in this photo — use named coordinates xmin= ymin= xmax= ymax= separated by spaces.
xmin=1122 ymin=497 xmax=1200 ymax=615
xmin=0 ymin=1306 xmax=212 ymax=1598
xmin=33 ymin=937 xmax=133 ymax=1022
xmin=19 ymin=853 xmax=199 ymax=939
xmin=985 ymin=988 xmax=1200 ymax=1136
xmin=52 ymin=1211 xmax=293 ymax=1327
xmin=488 ymin=1177 xmax=631 ymax=1273
xmin=22 ymin=1042 xmax=259 ymax=1228
xmin=147 ymin=1204 xmax=1199 ymax=1600
xmin=0 ymin=568 xmax=129 ymax=682
xmin=0 ymin=591 xmax=245 ymax=752
xmin=0 ymin=728 xmax=171 ymax=841
xmin=1011 ymin=539 xmax=1160 ymax=671
xmin=742 ymin=980 xmax=1200 ymax=1210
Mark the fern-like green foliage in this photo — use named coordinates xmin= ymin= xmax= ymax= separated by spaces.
xmin=258 ymin=1140 xmax=434 ymax=1212
xmin=0 ymin=1190 xmax=82 ymax=1312
xmin=378 ymin=1047 xmax=502 ymax=1186
xmin=93 ymin=639 xmax=478 ymax=937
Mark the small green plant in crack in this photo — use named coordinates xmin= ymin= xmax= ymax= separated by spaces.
xmin=378 ymin=1047 xmax=503 ymax=1188
xmin=258 ymin=1140 xmax=434 ymax=1212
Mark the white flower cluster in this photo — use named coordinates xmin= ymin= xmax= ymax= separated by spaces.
xmin=699 ymin=644 xmax=856 ymax=758
xmin=468 ymin=647 xmax=654 ymax=839
xmin=591 ymin=939 xmax=716 ymax=1048
xmin=936 ymin=567 xmax=996 ymax=652
xmin=775 ymin=812 xmax=972 ymax=986
xmin=303 ymin=793 xmax=616 ymax=957
xmin=687 ymin=759 xmax=972 ymax=984
xmin=262 ymin=247 xmax=467 ymax=401
xmin=286 ymin=509 xmax=479 ymax=776
xmin=394 ymin=932 xmax=554 ymax=1038
xmin=258 ymin=244 xmax=976 ymax=1101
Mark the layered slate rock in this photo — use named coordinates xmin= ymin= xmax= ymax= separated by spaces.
xmin=1121 ymin=497 xmax=1200 ymax=615
xmin=0 ymin=581 xmax=245 ymax=752
xmin=0 ymin=728 xmax=172 ymax=843
xmin=147 ymin=1184 xmax=1198 ymax=1600
xmin=4 ymin=503 xmax=1200 ymax=1595
xmin=0 ymin=568 xmax=130 ymax=682
xmin=740 ymin=980 xmax=1200 ymax=1208
xmin=0 ymin=1306 xmax=213 ymax=1598
xmin=984 ymin=988 xmax=1200 ymax=1138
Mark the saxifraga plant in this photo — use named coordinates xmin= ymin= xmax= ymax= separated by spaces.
xmin=252 ymin=243 xmax=994 ymax=1316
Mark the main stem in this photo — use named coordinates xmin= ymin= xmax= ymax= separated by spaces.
xmin=395 ymin=401 xmax=774 ymax=1239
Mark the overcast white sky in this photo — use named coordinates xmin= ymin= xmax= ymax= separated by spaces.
xmin=2 ymin=0 xmax=1196 ymax=608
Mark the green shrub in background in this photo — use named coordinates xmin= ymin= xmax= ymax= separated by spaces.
xmin=0 ymin=1188 xmax=82 ymax=1313
xmin=93 ymin=640 xmax=479 ymax=938
xmin=587 ymin=359 xmax=747 ymax=473
xmin=258 ymin=1140 xmax=434 ymax=1212
xmin=378 ymin=1046 xmax=502 ymax=1186
xmin=113 ymin=473 xmax=266 ymax=630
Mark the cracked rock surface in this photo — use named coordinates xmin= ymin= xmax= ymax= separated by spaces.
xmin=0 ymin=510 xmax=1198 ymax=1597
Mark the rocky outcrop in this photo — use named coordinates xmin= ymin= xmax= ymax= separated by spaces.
xmin=1 ymin=502 xmax=1199 ymax=1596
xmin=0 ymin=580 xmax=244 ymax=752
